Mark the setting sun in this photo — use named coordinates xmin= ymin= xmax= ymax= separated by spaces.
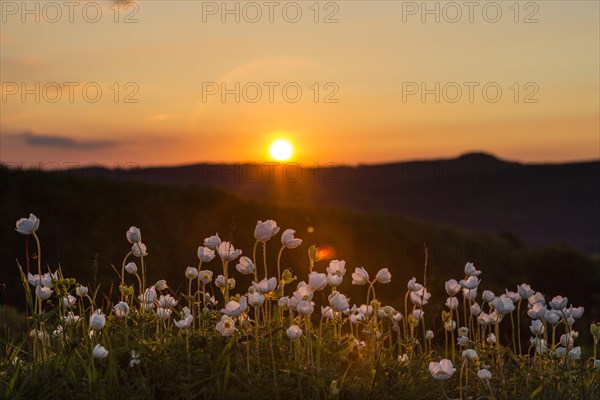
xmin=268 ymin=139 xmax=294 ymax=161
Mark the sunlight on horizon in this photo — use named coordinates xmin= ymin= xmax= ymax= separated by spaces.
xmin=268 ymin=139 xmax=294 ymax=161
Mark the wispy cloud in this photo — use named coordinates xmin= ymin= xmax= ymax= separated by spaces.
xmin=8 ymin=131 xmax=120 ymax=150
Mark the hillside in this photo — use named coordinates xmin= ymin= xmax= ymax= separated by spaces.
xmin=57 ymin=152 xmax=600 ymax=254
xmin=1 ymin=166 xmax=598 ymax=335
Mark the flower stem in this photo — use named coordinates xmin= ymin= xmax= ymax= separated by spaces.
xmin=120 ymin=251 xmax=133 ymax=301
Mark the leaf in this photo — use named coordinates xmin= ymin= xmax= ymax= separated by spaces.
xmin=529 ymin=385 xmax=543 ymax=398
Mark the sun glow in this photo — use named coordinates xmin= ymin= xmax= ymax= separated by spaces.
xmin=268 ymin=139 xmax=294 ymax=161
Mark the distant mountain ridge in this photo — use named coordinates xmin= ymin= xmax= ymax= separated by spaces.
xmin=42 ymin=152 xmax=600 ymax=253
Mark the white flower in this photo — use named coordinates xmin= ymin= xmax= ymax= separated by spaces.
xmin=89 ymin=309 xmax=106 ymax=331
xmin=549 ymin=295 xmax=568 ymax=310
xmin=457 ymin=336 xmax=470 ymax=347
xmin=156 ymin=308 xmax=172 ymax=320
xmin=326 ymin=273 xmax=343 ymax=287
xmin=40 ymin=272 xmax=57 ymax=288
xmin=426 ymin=330 xmax=434 ymax=340
xmin=92 ymin=344 xmax=109 ymax=359
xmin=199 ymin=270 xmax=213 ymax=284
xmin=486 ymin=333 xmax=496 ymax=345
xmin=297 ymin=300 xmax=315 ymax=315
xmin=281 ymin=228 xmax=302 ymax=249
xmin=63 ymin=311 xmax=80 ymax=324
xmin=253 ymin=277 xmax=277 ymax=294
xmin=254 ymin=220 xmax=280 ymax=241
xmin=567 ymin=306 xmax=584 ymax=319
xmin=113 ymin=301 xmax=130 ymax=318
xmin=321 ymin=306 xmax=335 ymax=319
xmin=15 ymin=213 xmax=40 ymax=235
xmin=216 ymin=315 xmax=235 ymax=336
xmin=278 ymin=296 xmax=289 ymax=309
xmin=477 ymin=313 xmax=491 ymax=326
xmin=329 ymin=292 xmax=350 ymax=312
xmin=327 ymin=260 xmax=346 ymax=277
xmin=407 ymin=277 xmax=423 ymax=292
xmin=286 ymin=324 xmax=303 ymax=340
xmin=35 ymin=285 xmax=53 ymax=300
xmin=464 ymin=262 xmax=482 ymax=277
xmin=216 ymin=275 xmax=226 ymax=288
xmin=125 ymin=262 xmax=137 ymax=275
xmin=470 ymin=302 xmax=481 ymax=316
xmin=235 ymin=256 xmax=254 ymax=275
xmin=482 ymin=290 xmax=495 ymax=303
xmin=308 ymin=272 xmax=327 ymax=291
xmin=560 ymin=334 xmax=574 ymax=348
xmin=76 ymin=286 xmax=88 ymax=297
xmin=248 ymin=292 xmax=265 ymax=307
xmin=492 ymin=298 xmax=515 ymax=315
xmin=217 ymin=242 xmax=242 ymax=261
xmin=375 ymin=268 xmax=391 ymax=284
xmin=518 ymin=283 xmax=534 ymax=299
xmin=157 ymin=294 xmax=177 ymax=308
xmin=132 ymin=242 xmax=147 ymax=257
xmin=530 ymin=320 xmax=545 ymax=335
xmin=351 ymin=267 xmax=369 ymax=285
xmin=205 ymin=234 xmax=224 ymax=252
xmin=544 ymin=310 xmax=561 ymax=325
xmin=62 ymin=294 xmax=76 ymax=308
xmin=197 ymin=245 xmax=216 ymax=262
xmin=594 ymin=359 xmax=600 ymax=369
xmin=412 ymin=309 xmax=424 ymax=321
xmin=505 ymin=290 xmax=521 ymax=303
xmin=445 ymin=279 xmax=461 ymax=296
xmin=555 ymin=347 xmax=567 ymax=357
xmin=185 ymin=266 xmax=198 ymax=280
xmin=27 ymin=273 xmax=40 ymax=286
xmin=462 ymin=349 xmax=478 ymax=361
xmin=445 ymin=297 xmax=459 ymax=310
xmin=528 ymin=292 xmax=545 ymax=306
xmin=410 ymin=288 xmax=431 ymax=307
xmin=477 ymin=369 xmax=492 ymax=381
xmin=138 ymin=286 xmax=157 ymax=304
xmin=221 ymin=296 xmax=248 ymax=317
xmin=428 ymin=359 xmax=456 ymax=380
xmin=568 ymin=346 xmax=581 ymax=360
xmin=155 ymin=280 xmax=168 ymax=290
xmin=444 ymin=320 xmax=456 ymax=331
xmin=398 ymin=354 xmax=409 ymax=365
xmin=287 ymin=296 xmax=299 ymax=311
xmin=527 ymin=303 xmax=547 ymax=320
xmin=126 ymin=226 xmax=141 ymax=244
xmin=129 ymin=351 xmax=141 ymax=367
xmin=293 ymin=284 xmax=314 ymax=302
xmin=174 ymin=314 xmax=193 ymax=329
xmin=459 ymin=276 xmax=480 ymax=290
xmin=358 ymin=304 xmax=373 ymax=316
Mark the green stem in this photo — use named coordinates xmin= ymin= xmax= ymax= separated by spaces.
xmin=120 ymin=251 xmax=133 ymax=301
xmin=276 ymin=245 xmax=285 ymax=293
xmin=262 ymin=242 xmax=268 ymax=280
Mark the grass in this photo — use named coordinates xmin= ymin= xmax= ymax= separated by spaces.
xmin=1 ymin=217 xmax=599 ymax=400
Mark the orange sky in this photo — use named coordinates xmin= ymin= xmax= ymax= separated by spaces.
xmin=1 ymin=0 xmax=598 ymax=167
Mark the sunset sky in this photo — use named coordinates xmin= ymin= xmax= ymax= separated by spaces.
xmin=1 ymin=0 xmax=598 ymax=167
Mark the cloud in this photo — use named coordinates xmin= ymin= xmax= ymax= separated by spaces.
xmin=8 ymin=131 xmax=120 ymax=150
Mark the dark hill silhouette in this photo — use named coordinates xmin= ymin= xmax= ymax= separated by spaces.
xmin=36 ymin=152 xmax=600 ymax=254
